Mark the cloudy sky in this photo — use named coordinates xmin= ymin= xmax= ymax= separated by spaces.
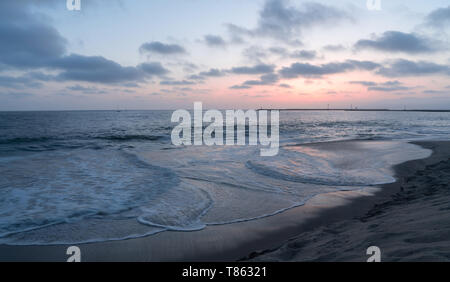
xmin=1 ymin=0 xmax=450 ymax=110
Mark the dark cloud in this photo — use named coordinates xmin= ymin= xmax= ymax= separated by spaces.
xmin=26 ymin=55 xmax=169 ymax=84
xmin=53 ymin=54 xmax=159 ymax=83
xmin=230 ymin=73 xmax=279 ymax=90
xmin=48 ymin=54 xmax=169 ymax=83
xmin=230 ymin=64 xmax=275 ymax=75
xmin=0 ymin=1 xmax=67 ymax=69
xmin=246 ymin=94 xmax=270 ymax=98
xmin=185 ymin=68 xmax=225 ymax=82
xmin=0 ymin=71 xmax=58 ymax=90
xmin=228 ymin=31 xmax=246 ymax=45
xmin=203 ymin=35 xmax=227 ymax=47
xmin=122 ymin=82 xmax=140 ymax=88
xmin=138 ymin=62 xmax=170 ymax=76
xmin=425 ymin=6 xmax=450 ymax=28
xmin=350 ymin=80 xmax=412 ymax=92
xmin=377 ymin=59 xmax=450 ymax=77
xmin=180 ymin=62 xmax=198 ymax=73
xmin=268 ymin=47 xmax=288 ymax=56
xmin=354 ymin=31 xmax=438 ymax=54
xmin=242 ymin=46 xmax=269 ymax=63
xmin=25 ymin=71 xmax=56 ymax=82
xmin=160 ymin=80 xmax=196 ymax=86
xmin=423 ymin=90 xmax=448 ymax=95
xmin=252 ymin=47 xmax=318 ymax=60
xmin=381 ymin=81 xmax=402 ymax=86
xmin=0 ymin=2 xmax=172 ymax=87
xmin=199 ymin=68 xmax=224 ymax=77
xmin=66 ymin=85 xmax=107 ymax=94
xmin=290 ymin=50 xmax=317 ymax=60
xmin=243 ymin=73 xmax=279 ymax=86
xmin=122 ymin=89 xmax=136 ymax=94
xmin=279 ymin=60 xmax=380 ymax=78
xmin=178 ymin=87 xmax=194 ymax=92
xmin=186 ymin=74 xmax=205 ymax=81
xmin=349 ymin=81 xmax=377 ymax=86
xmin=226 ymin=23 xmax=254 ymax=39
xmin=0 ymin=74 xmax=45 ymax=89
xmin=368 ymin=85 xmax=411 ymax=92
xmin=278 ymin=83 xmax=292 ymax=88
xmin=139 ymin=41 xmax=186 ymax=55
xmin=0 ymin=91 xmax=34 ymax=99
xmin=347 ymin=60 xmax=380 ymax=70
xmin=229 ymin=85 xmax=251 ymax=90
xmin=227 ymin=0 xmax=351 ymax=44
xmin=67 ymin=85 xmax=94 ymax=91
xmin=322 ymin=44 xmax=346 ymax=52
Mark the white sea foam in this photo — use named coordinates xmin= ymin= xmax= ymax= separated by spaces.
xmin=0 ymin=110 xmax=443 ymax=245
xmin=0 ymin=140 xmax=432 ymax=245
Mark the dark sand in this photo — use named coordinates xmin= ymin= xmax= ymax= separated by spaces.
xmin=0 ymin=141 xmax=448 ymax=262
xmin=252 ymin=141 xmax=450 ymax=262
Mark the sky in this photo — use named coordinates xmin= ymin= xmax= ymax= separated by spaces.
xmin=0 ymin=0 xmax=450 ymax=110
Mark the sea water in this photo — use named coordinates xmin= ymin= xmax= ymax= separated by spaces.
xmin=0 ymin=110 xmax=447 ymax=245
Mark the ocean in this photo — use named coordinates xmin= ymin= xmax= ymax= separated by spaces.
xmin=0 ymin=110 xmax=448 ymax=245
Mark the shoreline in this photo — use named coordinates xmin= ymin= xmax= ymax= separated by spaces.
xmin=251 ymin=141 xmax=450 ymax=261
xmin=0 ymin=141 xmax=447 ymax=262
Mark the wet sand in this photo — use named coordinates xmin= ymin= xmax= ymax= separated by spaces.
xmin=252 ymin=141 xmax=450 ymax=262
xmin=0 ymin=141 xmax=448 ymax=262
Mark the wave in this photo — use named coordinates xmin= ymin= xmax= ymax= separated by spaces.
xmin=0 ymin=149 xmax=182 ymax=241
xmin=0 ymin=137 xmax=53 ymax=145
xmin=0 ymin=139 xmax=433 ymax=245
xmin=1 ymin=134 xmax=165 ymax=145
xmin=0 ymin=134 xmax=165 ymax=153
xmin=94 ymin=134 xmax=164 ymax=142
xmin=245 ymin=160 xmax=379 ymax=187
